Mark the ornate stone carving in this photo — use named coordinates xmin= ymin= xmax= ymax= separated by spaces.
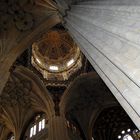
xmin=0 ymin=73 xmax=32 ymax=107
xmin=31 ymin=28 xmax=82 ymax=82
xmin=93 ymin=106 xmax=137 ymax=140
xmin=133 ymin=130 xmax=140 ymax=140
xmin=0 ymin=72 xmax=33 ymax=139
xmin=0 ymin=0 xmax=35 ymax=32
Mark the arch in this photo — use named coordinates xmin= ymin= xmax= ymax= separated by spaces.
xmin=60 ymin=72 xmax=118 ymax=139
xmin=0 ymin=124 xmax=11 ymax=140
xmin=21 ymin=112 xmax=49 ymax=140
xmin=0 ymin=66 xmax=55 ymax=140
xmin=88 ymin=104 xmax=119 ymax=140
xmin=60 ymin=72 xmax=98 ymax=114
xmin=14 ymin=66 xmax=55 ymax=117
xmin=7 ymin=133 xmax=15 ymax=140
xmin=90 ymin=106 xmax=137 ymax=140
xmin=0 ymin=14 xmax=61 ymax=95
xmin=60 ymin=72 xmax=117 ymax=114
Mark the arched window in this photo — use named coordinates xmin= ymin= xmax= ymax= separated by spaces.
xmin=7 ymin=133 xmax=15 ymax=140
xmin=117 ymin=129 xmax=139 ymax=140
xmin=29 ymin=116 xmax=46 ymax=138
xmin=92 ymin=106 xmax=137 ymax=140
xmin=123 ymin=134 xmax=133 ymax=140
xmin=24 ymin=113 xmax=48 ymax=139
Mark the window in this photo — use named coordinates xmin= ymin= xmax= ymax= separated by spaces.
xmin=33 ymin=125 xmax=36 ymax=135
xmin=30 ymin=127 xmax=34 ymax=138
xmin=49 ymin=65 xmax=59 ymax=71
xmin=67 ymin=59 xmax=74 ymax=67
xmin=30 ymin=124 xmax=37 ymax=138
xmin=27 ymin=114 xmax=48 ymax=139
xmin=8 ymin=134 xmax=15 ymax=140
xmin=123 ymin=134 xmax=133 ymax=140
xmin=38 ymin=119 xmax=45 ymax=132
xmin=117 ymin=129 xmax=137 ymax=140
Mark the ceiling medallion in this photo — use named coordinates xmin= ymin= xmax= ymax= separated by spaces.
xmin=31 ymin=29 xmax=82 ymax=82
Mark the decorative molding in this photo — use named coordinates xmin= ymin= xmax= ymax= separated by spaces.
xmin=0 ymin=73 xmax=32 ymax=108
xmin=93 ymin=106 xmax=137 ymax=140
xmin=0 ymin=0 xmax=35 ymax=32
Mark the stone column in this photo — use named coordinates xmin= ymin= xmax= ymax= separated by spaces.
xmin=48 ymin=115 xmax=70 ymax=140
xmin=64 ymin=0 xmax=140 ymax=129
xmin=56 ymin=0 xmax=68 ymax=8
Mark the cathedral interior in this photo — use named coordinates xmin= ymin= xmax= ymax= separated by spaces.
xmin=0 ymin=0 xmax=140 ymax=140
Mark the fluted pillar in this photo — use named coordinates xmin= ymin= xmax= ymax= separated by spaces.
xmin=55 ymin=0 xmax=68 ymax=14
xmin=64 ymin=0 xmax=140 ymax=129
xmin=48 ymin=115 xmax=70 ymax=140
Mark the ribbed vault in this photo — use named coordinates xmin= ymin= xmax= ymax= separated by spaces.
xmin=92 ymin=106 xmax=137 ymax=140
xmin=0 ymin=66 xmax=54 ymax=140
xmin=60 ymin=72 xmax=118 ymax=139
xmin=0 ymin=0 xmax=140 ymax=140
xmin=0 ymin=0 xmax=61 ymax=95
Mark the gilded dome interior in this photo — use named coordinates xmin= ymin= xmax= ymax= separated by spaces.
xmin=31 ymin=28 xmax=82 ymax=82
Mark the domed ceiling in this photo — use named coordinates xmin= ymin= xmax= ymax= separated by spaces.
xmin=32 ymin=28 xmax=82 ymax=82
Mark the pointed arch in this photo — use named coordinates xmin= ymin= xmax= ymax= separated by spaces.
xmin=60 ymin=72 xmax=119 ymax=139
xmin=0 ymin=66 xmax=54 ymax=140
xmin=14 ymin=66 xmax=54 ymax=117
xmin=0 ymin=14 xmax=61 ymax=95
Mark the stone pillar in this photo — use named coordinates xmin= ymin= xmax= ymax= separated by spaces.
xmin=64 ymin=0 xmax=140 ymax=129
xmin=55 ymin=0 xmax=68 ymax=8
xmin=48 ymin=115 xmax=70 ymax=140
xmin=55 ymin=0 xmax=68 ymax=16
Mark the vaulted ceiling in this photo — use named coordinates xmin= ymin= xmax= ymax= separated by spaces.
xmin=0 ymin=1 xmax=139 ymax=140
xmin=0 ymin=0 xmax=61 ymax=94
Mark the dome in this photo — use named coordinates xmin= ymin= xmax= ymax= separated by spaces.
xmin=31 ymin=29 xmax=82 ymax=82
